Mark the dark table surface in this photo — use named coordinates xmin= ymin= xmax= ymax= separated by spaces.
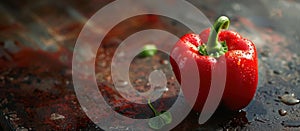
xmin=0 ymin=0 xmax=300 ymax=130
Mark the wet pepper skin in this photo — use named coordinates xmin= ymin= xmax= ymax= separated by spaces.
xmin=170 ymin=16 xmax=258 ymax=111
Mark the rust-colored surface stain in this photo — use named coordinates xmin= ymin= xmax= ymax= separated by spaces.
xmin=0 ymin=0 xmax=300 ymax=130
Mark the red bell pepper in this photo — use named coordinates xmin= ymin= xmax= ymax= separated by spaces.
xmin=170 ymin=16 xmax=258 ymax=111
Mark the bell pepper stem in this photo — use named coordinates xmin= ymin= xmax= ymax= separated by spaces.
xmin=148 ymin=99 xmax=159 ymax=116
xmin=199 ymin=16 xmax=230 ymax=58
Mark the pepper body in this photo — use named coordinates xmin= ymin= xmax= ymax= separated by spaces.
xmin=170 ymin=16 xmax=258 ymax=111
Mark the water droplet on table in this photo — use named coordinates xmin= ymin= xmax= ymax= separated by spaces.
xmin=279 ymin=94 xmax=300 ymax=105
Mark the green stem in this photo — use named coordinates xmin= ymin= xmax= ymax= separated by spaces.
xmin=199 ymin=16 xmax=230 ymax=58
xmin=148 ymin=99 xmax=159 ymax=116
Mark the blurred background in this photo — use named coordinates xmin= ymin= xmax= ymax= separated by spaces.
xmin=0 ymin=0 xmax=300 ymax=130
